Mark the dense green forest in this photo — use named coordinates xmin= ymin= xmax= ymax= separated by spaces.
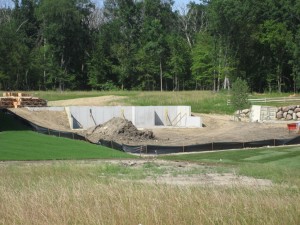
xmin=0 ymin=0 xmax=299 ymax=92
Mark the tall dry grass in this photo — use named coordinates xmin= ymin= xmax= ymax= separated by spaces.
xmin=0 ymin=163 xmax=299 ymax=225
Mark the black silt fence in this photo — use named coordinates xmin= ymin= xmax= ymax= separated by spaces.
xmin=118 ymin=137 xmax=300 ymax=155
xmin=243 ymin=139 xmax=276 ymax=148
xmin=283 ymin=136 xmax=300 ymax=145
xmin=122 ymin=144 xmax=146 ymax=154
xmin=184 ymin=143 xmax=213 ymax=152
xmin=98 ymin=139 xmax=123 ymax=151
xmin=146 ymin=145 xmax=183 ymax=154
xmin=212 ymin=142 xmax=245 ymax=151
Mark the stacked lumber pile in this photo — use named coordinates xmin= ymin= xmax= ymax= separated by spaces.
xmin=3 ymin=92 xmax=31 ymax=97
xmin=0 ymin=92 xmax=47 ymax=108
xmin=0 ymin=97 xmax=15 ymax=108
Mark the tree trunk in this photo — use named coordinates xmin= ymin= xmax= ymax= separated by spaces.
xmin=277 ymin=64 xmax=281 ymax=93
xmin=213 ymin=69 xmax=216 ymax=92
xmin=174 ymin=75 xmax=178 ymax=91
xmin=223 ymin=76 xmax=230 ymax=90
xmin=43 ymin=38 xmax=46 ymax=89
xmin=160 ymin=59 xmax=163 ymax=92
xmin=25 ymin=70 xmax=28 ymax=90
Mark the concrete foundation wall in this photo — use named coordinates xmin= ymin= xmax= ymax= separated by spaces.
xmin=186 ymin=116 xmax=202 ymax=128
xmin=133 ymin=106 xmax=155 ymax=127
xmin=68 ymin=106 xmax=202 ymax=129
xmin=31 ymin=106 xmax=202 ymax=129
xmin=69 ymin=106 xmax=134 ymax=129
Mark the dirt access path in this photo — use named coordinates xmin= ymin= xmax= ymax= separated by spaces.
xmin=8 ymin=95 xmax=297 ymax=146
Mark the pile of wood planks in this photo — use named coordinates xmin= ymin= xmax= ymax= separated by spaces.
xmin=0 ymin=92 xmax=47 ymax=108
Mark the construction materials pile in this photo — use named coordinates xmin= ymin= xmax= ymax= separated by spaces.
xmin=0 ymin=92 xmax=47 ymax=108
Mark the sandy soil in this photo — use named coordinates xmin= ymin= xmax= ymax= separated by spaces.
xmin=8 ymin=96 xmax=298 ymax=145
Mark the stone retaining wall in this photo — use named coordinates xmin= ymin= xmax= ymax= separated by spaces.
xmin=276 ymin=105 xmax=300 ymax=120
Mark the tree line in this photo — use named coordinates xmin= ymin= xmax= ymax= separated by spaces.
xmin=0 ymin=0 xmax=299 ymax=92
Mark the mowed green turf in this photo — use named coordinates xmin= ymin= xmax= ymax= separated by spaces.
xmin=161 ymin=147 xmax=300 ymax=167
xmin=0 ymin=111 xmax=135 ymax=161
xmin=161 ymin=147 xmax=300 ymax=185
xmin=0 ymin=131 xmax=136 ymax=161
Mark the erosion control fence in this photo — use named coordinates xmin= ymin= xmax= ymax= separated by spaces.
xmin=4 ymin=109 xmax=300 ymax=155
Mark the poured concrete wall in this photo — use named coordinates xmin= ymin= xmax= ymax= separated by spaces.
xmin=250 ymin=105 xmax=277 ymax=122
xmin=69 ymin=106 xmax=133 ymax=129
xmin=67 ymin=106 xmax=202 ymax=129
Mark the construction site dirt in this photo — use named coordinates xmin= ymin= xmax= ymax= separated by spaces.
xmin=7 ymin=96 xmax=297 ymax=146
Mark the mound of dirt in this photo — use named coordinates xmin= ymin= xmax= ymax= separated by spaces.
xmin=85 ymin=117 xmax=155 ymax=144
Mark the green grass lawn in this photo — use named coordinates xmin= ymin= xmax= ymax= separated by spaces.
xmin=0 ymin=131 xmax=136 ymax=161
xmin=161 ymin=147 xmax=300 ymax=165
xmin=161 ymin=147 xmax=300 ymax=186
xmin=0 ymin=110 xmax=136 ymax=161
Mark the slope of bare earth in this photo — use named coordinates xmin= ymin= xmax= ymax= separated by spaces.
xmin=7 ymin=96 xmax=298 ymax=146
xmin=9 ymin=108 xmax=71 ymax=131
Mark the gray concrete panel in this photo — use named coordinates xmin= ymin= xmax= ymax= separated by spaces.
xmin=134 ymin=106 xmax=155 ymax=127
xmin=65 ymin=105 xmax=201 ymax=129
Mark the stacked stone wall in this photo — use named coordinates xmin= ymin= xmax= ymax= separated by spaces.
xmin=276 ymin=105 xmax=300 ymax=120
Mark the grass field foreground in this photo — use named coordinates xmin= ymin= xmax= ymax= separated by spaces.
xmin=0 ymin=162 xmax=299 ymax=225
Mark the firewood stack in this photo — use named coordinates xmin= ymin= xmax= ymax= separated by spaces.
xmin=0 ymin=92 xmax=47 ymax=108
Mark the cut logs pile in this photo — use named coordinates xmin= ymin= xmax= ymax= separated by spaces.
xmin=0 ymin=92 xmax=47 ymax=108
xmin=276 ymin=105 xmax=300 ymax=120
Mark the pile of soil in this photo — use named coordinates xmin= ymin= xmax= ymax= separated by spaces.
xmin=85 ymin=117 xmax=155 ymax=144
